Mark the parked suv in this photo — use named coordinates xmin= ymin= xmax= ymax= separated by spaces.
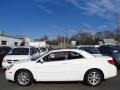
xmin=2 ymin=46 xmax=40 ymax=68
xmin=98 ymin=45 xmax=120 ymax=68
xmin=0 ymin=46 xmax=11 ymax=68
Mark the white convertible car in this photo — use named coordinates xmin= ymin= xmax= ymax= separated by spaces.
xmin=5 ymin=49 xmax=117 ymax=86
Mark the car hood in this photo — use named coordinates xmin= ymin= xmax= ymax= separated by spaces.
xmin=3 ymin=55 xmax=31 ymax=60
xmin=14 ymin=60 xmax=33 ymax=64
xmin=13 ymin=61 xmax=36 ymax=67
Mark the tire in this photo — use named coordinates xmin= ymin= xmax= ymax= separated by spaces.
xmin=15 ymin=70 xmax=33 ymax=86
xmin=84 ymin=69 xmax=103 ymax=86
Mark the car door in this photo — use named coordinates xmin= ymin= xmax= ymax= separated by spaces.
xmin=34 ymin=51 xmax=70 ymax=81
xmin=68 ymin=51 xmax=90 ymax=81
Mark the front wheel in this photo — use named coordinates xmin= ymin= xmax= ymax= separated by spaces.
xmin=15 ymin=70 xmax=33 ymax=86
xmin=84 ymin=70 xmax=103 ymax=86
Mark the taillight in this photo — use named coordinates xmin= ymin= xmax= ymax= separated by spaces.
xmin=108 ymin=60 xmax=115 ymax=65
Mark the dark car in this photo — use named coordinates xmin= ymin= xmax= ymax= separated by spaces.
xmin=72 ymin=45 xmax=101 ymax=55
xmin=0 ymin=46 xmax=11 ymax=68
xmin=98 ymin=45 xmax=120 ymax=68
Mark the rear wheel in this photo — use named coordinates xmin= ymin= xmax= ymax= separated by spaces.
xmin=15 ymin=70 xmax=33 ymax=86
xmin=84 ymin=69 xmax=103 ymax=86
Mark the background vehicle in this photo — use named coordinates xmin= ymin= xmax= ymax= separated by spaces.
xmin=98 ymin=45 xmax=120 ymax=68
xmin=5 ymin=49 xmax=117 ymax=86
xmin=36 ymin=47 xmax=48 ymax=55
xmin=0 ymin=46 xmax=11 ymax=68
xmin=2 ymin=46 xmax=40 ymax=68
xmin=72 ymin=45 xmax=101 ymax=56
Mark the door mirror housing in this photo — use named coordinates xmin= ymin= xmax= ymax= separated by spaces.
xmin=37 ymin=59 xmax=44 ymax=63
xmin=40 ymin=59 xmax=44 ymax=63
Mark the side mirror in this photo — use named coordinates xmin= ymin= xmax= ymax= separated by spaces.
xmin=36 ymin=58 xmax=44 ymax=63
xmin=38 ymin=59 xmax=44 ymax=64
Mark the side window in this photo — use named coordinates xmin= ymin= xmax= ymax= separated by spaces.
xmin=99 ymin=46 xmax=110 ymax=55
xmin=98 ymin=46 xmax=106 ymax=54
xmin=30 ymin=48 xmax=34 ymax=55
xmin=103 ymin=46 xmax=109 ymax=55
xmin=68 ymin=51 xmax=84 ymax=60
xmin=105 ymin=46 xmax=111 ymax=55
xmin=43 ymin=51 xmax=68 ymax=62
xmin=30 ymin=47 xmax=38 ymax=55
xmin=105 ymin=46 xmax=109 ymax=53
xmin=36 ymin=48 xmax=41 ymax=53
xmin=33 ymin=48 xmax=37 ymax=54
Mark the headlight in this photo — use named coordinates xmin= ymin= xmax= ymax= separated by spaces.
xmin=7 ymin=64 xmax=14 ymax=70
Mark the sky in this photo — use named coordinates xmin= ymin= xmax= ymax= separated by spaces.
xmin=0 ymin=0 xmax=120 ymax=39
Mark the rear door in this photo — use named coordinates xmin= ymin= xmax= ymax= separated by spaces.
xmin=68 ymin=51 xmax=90 ymax=81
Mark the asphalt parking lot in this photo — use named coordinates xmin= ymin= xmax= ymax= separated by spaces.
xmin=0 ymin=69 xmax=120 ymax=90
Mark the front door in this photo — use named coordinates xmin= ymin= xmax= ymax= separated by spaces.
xmin=34 ymin=51 xmax=70 ymax=81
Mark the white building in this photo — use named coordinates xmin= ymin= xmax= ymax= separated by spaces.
xmin=29 ymin=41 xmax=47 ymax=47
xmin=0 ymin=34 xmax=22 ymax=47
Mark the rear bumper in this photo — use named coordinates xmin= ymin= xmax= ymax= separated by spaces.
xmin=104 ymin=65 xmax=117 ymax=79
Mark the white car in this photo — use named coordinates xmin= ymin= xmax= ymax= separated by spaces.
xmin=2 ymin=46 xmax=40 ymax=68
xmin=5 ymin=49 xmax=117 ymax=86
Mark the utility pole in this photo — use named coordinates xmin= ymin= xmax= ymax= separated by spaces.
xmin=58 ymin=35 xmax=63 ymax=48
xmin=64 ymin=35 xmax=65 ymax=48
xmin=64 ymin=32 xmax=67 ymax=48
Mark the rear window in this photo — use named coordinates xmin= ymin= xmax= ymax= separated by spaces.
xmin=8 ymin=48 xmax=29 ymax=55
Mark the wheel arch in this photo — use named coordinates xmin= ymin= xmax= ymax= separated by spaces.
xmin=83 ymin=68 xmax=104 ymax=81
xmin=14 ymin=68 xmax=34 ymax=81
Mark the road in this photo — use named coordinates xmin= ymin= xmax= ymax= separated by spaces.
xmin=0 ymin=69 xmax=120 ymax=90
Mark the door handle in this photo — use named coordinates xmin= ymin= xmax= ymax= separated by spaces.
xmin=62 ymin=62 xmax=67 ymax=64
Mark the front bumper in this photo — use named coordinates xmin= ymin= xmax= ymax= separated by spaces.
xmin=2 ymin=62 xmax=11 ymax=69
xmin=5 ymin=70 xmax=15 ymax=81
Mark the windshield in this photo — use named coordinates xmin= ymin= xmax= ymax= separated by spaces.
xmin=78 ymin=47 xmax=100 ymax=54
xmin=8 ymin=48 xmax=29 ymax=55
